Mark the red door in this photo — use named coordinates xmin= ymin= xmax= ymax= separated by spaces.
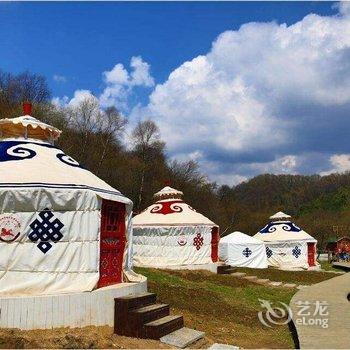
xmin=98 ymin=200 xmax=126 ymax=288
xmin=211 ymin=227 xmax=220 ymax=262
xmin=307 ymin=243 xmax=316 ymax=267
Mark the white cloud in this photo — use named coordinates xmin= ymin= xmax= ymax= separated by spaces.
xmin=67 ymin=89 xmax=98 ymax=107
xmin=321 ymin=154 xmax=350 ymax=175
xmin=51 ymin=5 xmax=350 ymax=186
xmin=53 ymin=56 xmax=154 ymax=112
xmin=130 ymin=56 xmax=155 ymax=87
xmin=132 ymin=5 xmax=350 ymax=184
xmin=100 ymin=56 xmax=154 ymax=109
xmin=53 ymin=74 xmax=67 ymax=83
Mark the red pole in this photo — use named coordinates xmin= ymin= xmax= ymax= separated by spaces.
xmin=23 ymin=102 xmax=32 ymax=115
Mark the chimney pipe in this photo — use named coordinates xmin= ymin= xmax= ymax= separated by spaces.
xmin=23 ymin=102 xmax=32 ymax=116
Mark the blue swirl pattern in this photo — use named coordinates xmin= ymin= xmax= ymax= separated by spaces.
xmin=259 ymin=221 xmax=302 ymax=234
xmin=0 ymin=142 xmax=36 ymax=161
xmin=0 ymin=141 xmax=83 ymax=169
xmin=56 ymin=153 xmax=81 ymax=168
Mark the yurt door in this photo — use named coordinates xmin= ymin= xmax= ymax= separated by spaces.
xmin=211 ymin=227 xmax=219 ymax=262
xmin=307 ymin=243 xmax=316 ymax=267
xmin=98 ymin=200 xmax=126 ymax=288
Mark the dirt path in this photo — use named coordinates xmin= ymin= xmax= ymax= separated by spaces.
xmin=0 ymin=326 xmax=171 ymax=349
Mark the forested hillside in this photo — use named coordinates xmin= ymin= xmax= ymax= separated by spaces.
xmin=1 ymin=70 xmax=349 ymax=250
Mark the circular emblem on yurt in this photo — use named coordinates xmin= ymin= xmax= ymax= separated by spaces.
xmin=0 ymin=215 xmax=21 ymax=242
xmin=177 ymin=236 xmax=187 ymax=246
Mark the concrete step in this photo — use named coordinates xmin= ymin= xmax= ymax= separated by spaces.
xmin=269 ymin=281 xmax=283 ymax=287
xmin=230 ymin=272 xmax=246 ymax=277
xmin=208 ymin=343 xmax=239 ymax=349
xmin=144 ymin=315 xmax=184 ymax=339
xmin=297 ymin=284 xmax=309 ymax=290
xmin=243 ymin=275 xmax=258 ymax=281
xmin=255 ymin=278 xmax=270 ymax=285
xmin=217 ymin=265 xmax=236 ymax=274
xmin=160 ymin=327 xmax=205 ymax=348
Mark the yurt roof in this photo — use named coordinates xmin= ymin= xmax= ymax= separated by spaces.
xmin=269 ymin=211 xmax=291 ymax=220
xmin=254 ymin=213 xmax=316 ymax=243
xmin=0 ymin=105 xmax=131 ymax=205
xmin=154 ymin=186 xmax=183 ymax=200
xmin=133 ymin=186 xmax=217 ymax=227
xmin=220 ymin=231 xmax=264 ymax=245
xmin=0 ymin=105 xmax=61 ymax=143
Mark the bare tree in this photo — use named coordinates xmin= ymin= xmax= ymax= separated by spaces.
xmin=132 ymin=119 xmax=165 ymax=209
xmin=96 ymin=106 xmax=127 ymax=173
xmin=65 ymin=96 xmax=102 ymax=162
xmin=0 ymin=70 xmax=50 ymax=117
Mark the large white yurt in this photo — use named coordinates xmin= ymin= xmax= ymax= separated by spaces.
xmin=133 ymin=186 xmax=220 ymax=267
xmin=254 ymin=211 xmax=318 ymax=270
xmin=219 ymin=231 xmax=268 ymax=269
xmin=0 ymin=104 xmax=145 ymax=329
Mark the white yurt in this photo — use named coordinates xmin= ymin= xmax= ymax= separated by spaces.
xmin=254 ymin=211 xmax=318 ymax=270
xmin=219 ymin=231 xmax=268 ymax=269
xmin=0 ymin=103 xmax=141 ymax=297
xmin=132 ymin=186 xmax=220 ymax=267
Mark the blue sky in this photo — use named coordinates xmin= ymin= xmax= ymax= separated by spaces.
xmin=0 ymin=2 xmax=335 ymax=100
xmin=1 ymin=1 xmax=350 ymax=185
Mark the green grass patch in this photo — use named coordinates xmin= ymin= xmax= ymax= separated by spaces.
xmin=135 ymin=268 xmax=301 ymax=348
xmin=233 ymin=267 xmax=335 ymax=285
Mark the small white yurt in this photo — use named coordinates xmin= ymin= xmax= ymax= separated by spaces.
xmin=219 ymin=231 xmax=268 ymax=268
xmin=132 ymin=186 xmax=220 ymax=267
xmin=0 ymin=103 xmax=140 ymax=297
xmin=254 ymin=211 xmax=318 ymax=270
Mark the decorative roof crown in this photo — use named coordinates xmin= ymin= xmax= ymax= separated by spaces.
xmin=153 ymin=186 xmax=184 ymax=201
xmin=269 ymin=211 xmax=292 ymax=221
xmin=0 ymin=103 xmax=61 ymax=143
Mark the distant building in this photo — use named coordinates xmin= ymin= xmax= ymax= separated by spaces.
xmin=254 ymin=211 xmax=318 ymax=270
xmin=326 ymin=236 xmax=350 ymax=257
xmin=219 ymin=231 xmax=268 ymax=269
xmin=132 ymin=186 xmax=219 ymax=267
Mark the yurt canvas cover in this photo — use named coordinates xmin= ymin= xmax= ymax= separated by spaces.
xmin=254 ymin=212 xmax=317 ymax=270
xmin=0 ymin=108 xmax=137 ymax=296
xmin=133 ymin=186 xmax=219 ymax=267
xmin=219 ymin=231 xmax=268 ymax=268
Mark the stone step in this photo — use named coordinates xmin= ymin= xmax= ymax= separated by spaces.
xmin=255 ymin=278 xmax=270 ymax=285
xmin=243 ymin=275 xmax=258 ymax=281
xmin=297 ymin=284 xmax=309 ymax=290
xmin=160 ymin=327 xmax=205 ymax=348
xmin=208 ymin=343 xmax=239 ymax=350
xmin=144 ymin=315 xmax=184 ymax=339
xmin=269 ymin=281 xmax=283 ymax=287
xmin=230 ymin=272 xmax=246 ymax=277
xmin=217 ymin=265 xmax=237 ymax=275
xmin=283 ymin=283 xmax=297 ymax=288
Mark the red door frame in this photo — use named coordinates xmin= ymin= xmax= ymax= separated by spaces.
xmin=307 ymin=242 xmax=316 ymax=267
xmin=98 ymin=199 xmax=126 ymax=288
xmin=211 ymin=227 xmax=220 ymax=262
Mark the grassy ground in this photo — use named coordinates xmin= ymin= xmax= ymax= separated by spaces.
xmin=232 ymin=266 xmax=336 ymax=285
xmin=0 ymin=326 xmax=170 ymax=349
xmin=319 ymin=260 xmax=342 ymax=272
xmin=136 ymin=268 xmax=300 ymax=349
